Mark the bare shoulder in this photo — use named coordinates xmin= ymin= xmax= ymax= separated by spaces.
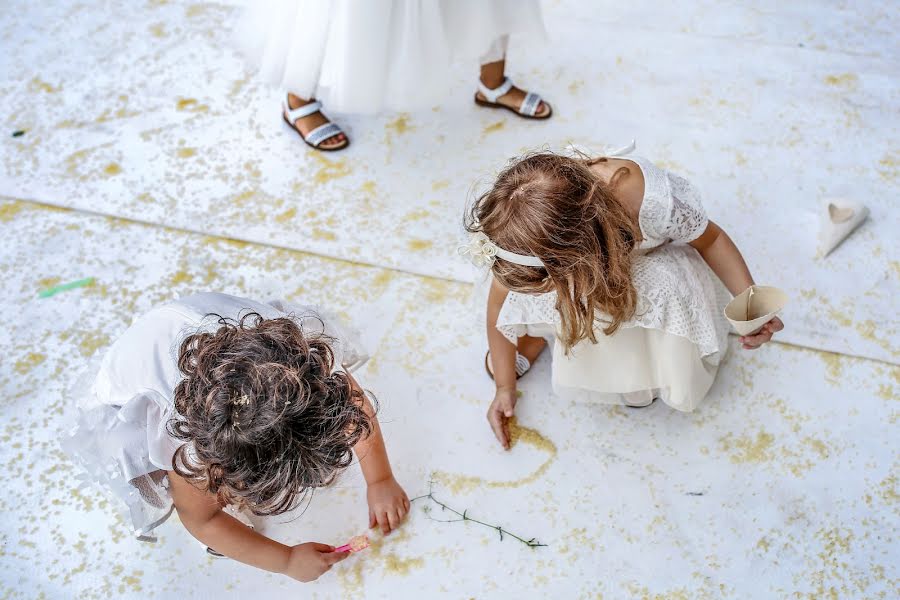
xmin=591 ymin=158 xmax=644 ymax=215
xmin=489 ymin=277 xmax=510 ymax=299
xmin=168 ymin=469 xmax=221 ymax=518
xmin=611 ymin=159 xmax=645 ymax=206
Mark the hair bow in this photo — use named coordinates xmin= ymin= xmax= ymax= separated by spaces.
xmin=457 ymin=232 xmax=499 ymax=268
xmin=457 ymin=232 xmax=545 ymax=268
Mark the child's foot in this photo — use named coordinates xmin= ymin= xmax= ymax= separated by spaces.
xmin=475 ymin=77 xmax=552 ymax=120
xmin=282 ymin=93 xmax=349 ymax=151
xmin=623 ymin=390 xmax=657 ymax=408
xmin=485 ymin=335 xmax=547 ymax=380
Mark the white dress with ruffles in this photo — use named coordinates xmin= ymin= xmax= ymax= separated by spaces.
xmin=236 ymin=0 xmax=547 ymax=113
xmin=63 ymin=292 xmax=368 ymax=541
xmin=495 ymin=155 xmax=731 ymax=411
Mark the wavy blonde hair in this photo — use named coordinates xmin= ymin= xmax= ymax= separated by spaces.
xmin=466 ymin=152 xmax=639 ymax=351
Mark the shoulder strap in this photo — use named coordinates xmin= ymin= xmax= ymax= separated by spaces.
xmin=283 ymin=98 xmax=323 ymax=123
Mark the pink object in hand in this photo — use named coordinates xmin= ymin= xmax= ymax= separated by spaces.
xmin=334 ymin=535 xmax=369 ymax=553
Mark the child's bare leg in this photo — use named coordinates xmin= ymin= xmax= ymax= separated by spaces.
xmin=516 ymin=334 xmax=546 ymax=364
xmin=487 ymin=334 xmax=546 ymax=376
xmin=480 ymin=59 xmax=506 ymax=89
xmin=477 ymin=60 xmax=549 ymax=116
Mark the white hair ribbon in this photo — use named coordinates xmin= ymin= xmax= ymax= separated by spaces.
xmin=458 ymin=232 xmax=544 ymax=268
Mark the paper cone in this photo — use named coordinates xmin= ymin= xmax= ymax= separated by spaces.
xmin=817 ymin=197 xmax=869 ymax=257
xmin=724 ymin=286 xmax=788 ymax=336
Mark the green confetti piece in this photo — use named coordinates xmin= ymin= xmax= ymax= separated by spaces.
xmin=11 ymin=130 xmax=25 ymax=137
xmin=38 ymin=277 xmax=95 ymax=298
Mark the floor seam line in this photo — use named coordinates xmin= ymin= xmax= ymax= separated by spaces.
xmin=4 ymin=196 xmax=896 ymax=368
xmin=3 ymin=195 xmax=468 ymax=285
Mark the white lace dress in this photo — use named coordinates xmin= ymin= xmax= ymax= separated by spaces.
xmin=495 ymin=155 xmax=731 ymax=411
xmin=62 ymin=292 xmax=368 ymax=541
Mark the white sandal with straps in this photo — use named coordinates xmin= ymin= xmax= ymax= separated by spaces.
xmin=484 ymin=350 xmax=532 ymax=380
xmin=281 ymin=96 xmax=349 ymax=151
xmin=474 ymin=77 xmax=552 ymax=120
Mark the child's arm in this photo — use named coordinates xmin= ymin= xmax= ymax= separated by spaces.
xmin=168 ymin=471 xmax=348 ymax=582
xmin=690 ymin=221 xmax=784 ymax=349
xmin=486 ymin=278 xmax=519 ymax=449
xmin=346 ymin=373 xmax=410 ymax=535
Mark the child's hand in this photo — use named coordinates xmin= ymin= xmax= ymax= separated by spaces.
xmin=488 ymin=386 xmax=518 ymax=450
xmin=282 ymin=542 xmax=349 ymax=582
xmin=367 ymin=476 xmax=410 ymax=535
xmin=740 ymin=317 xmax=784 ymax=349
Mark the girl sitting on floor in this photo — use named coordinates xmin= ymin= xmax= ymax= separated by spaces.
xmin=461 ymin=143 xmax=784 ymax=448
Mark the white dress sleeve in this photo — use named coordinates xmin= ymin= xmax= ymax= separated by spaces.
xmin=266 ymin=299 xmax=370 ymax=372
xmin=638 ymin=166 xmax=709 ymax=245
xmin=495 ymin=290 xmax=560 ymax=343
xmin=62 ymin=389 xmax=179 ymax=540
xmin=662 ymin=171 xmax=709 ymax=243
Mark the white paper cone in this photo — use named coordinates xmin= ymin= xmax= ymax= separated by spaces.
xmin=817 ymin=197 xmax=869 ymax=257
xmin=724 ymin=285 xmax=788 ymax=336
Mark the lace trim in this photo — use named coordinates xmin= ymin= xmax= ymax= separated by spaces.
xmin=496 ymin=245 xmax=730 ymax=360
xmin=664 ymin=170 xmax=709 ymax=243
xmin=618 ymin=156 xmax=709 ymax=248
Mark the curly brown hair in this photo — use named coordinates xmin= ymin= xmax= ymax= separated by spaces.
xmin=168 ymin=312 xmax=373 ymax=515
xmin=466 ymin=152 xmax=640 ymax=351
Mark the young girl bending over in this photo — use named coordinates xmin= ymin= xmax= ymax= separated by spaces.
xmin=66 ymin=292 xmax=408 ymax=582
xmin=462 ymin=144 xmax=784 ymax=448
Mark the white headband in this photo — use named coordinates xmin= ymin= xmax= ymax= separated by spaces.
xmin=458 ymin=232 xmax=545 ymax=268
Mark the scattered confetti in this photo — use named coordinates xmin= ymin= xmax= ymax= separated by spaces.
xmin=38 ymin=277 xmax=95 ymax=298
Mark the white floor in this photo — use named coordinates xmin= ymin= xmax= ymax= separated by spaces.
xmin=2 ymin=199 xmax=897 ymax=599
xmin=0 ymin=1 xmax=898 ymax=598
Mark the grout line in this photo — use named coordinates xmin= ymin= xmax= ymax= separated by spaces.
xmin=2 ymin=195 xmax=469 ymax=286
xmin=768 ymin=340 xmax=897 ymax=369
xmin=4 ymin=196 xmax=897 ymax=368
